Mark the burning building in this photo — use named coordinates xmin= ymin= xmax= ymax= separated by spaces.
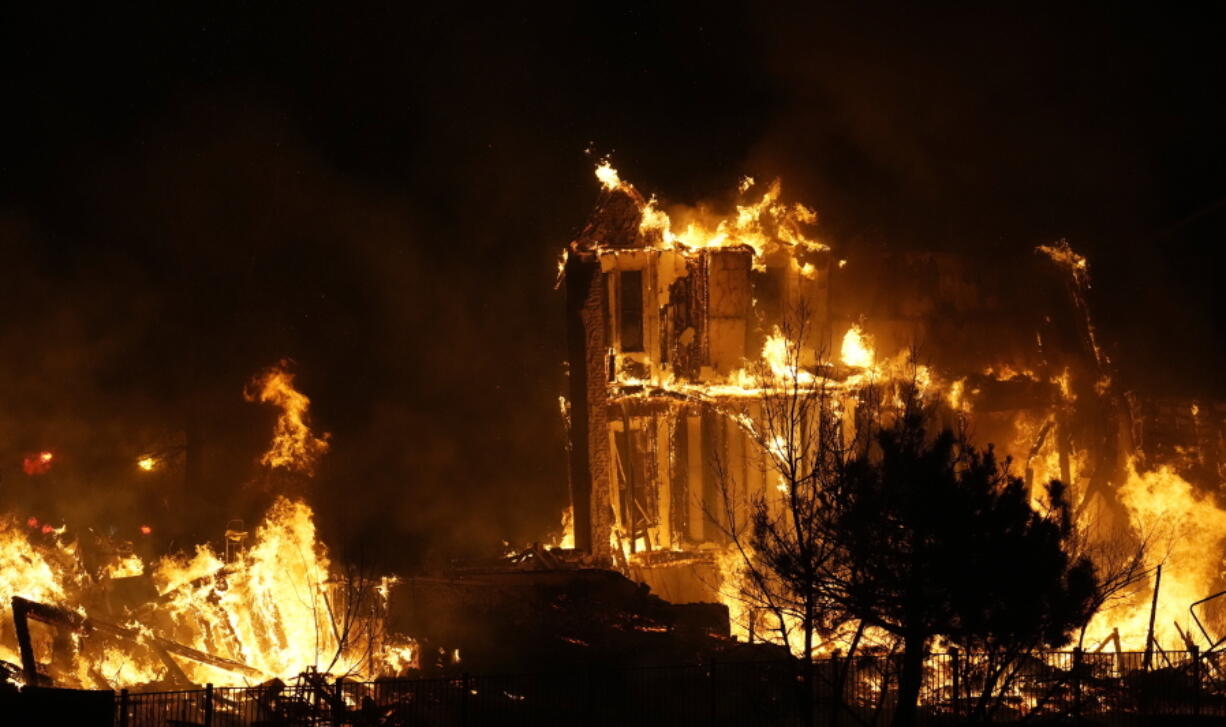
xmin=561 ymin=162 xmax=1226 ymax=653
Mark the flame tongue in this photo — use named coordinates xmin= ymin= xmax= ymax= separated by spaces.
xmin=840 ymin=325 xmax=874 ymax=369
xmin=245 ymin=360 xmax=331 ymax=475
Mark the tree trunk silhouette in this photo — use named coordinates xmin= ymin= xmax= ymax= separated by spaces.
xmin=894 ymin=631 xmax=925 ymax=727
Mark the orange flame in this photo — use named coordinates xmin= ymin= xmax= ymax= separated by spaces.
xmin=244 ymin=361 xmax=330 ymax=475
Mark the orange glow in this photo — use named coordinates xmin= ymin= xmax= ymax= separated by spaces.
xmin=23 ymin=451 xmax=54 ymax=475
xmin=137 ymin=456 xmax=157 ymax=471
xmin=140 ymin=525 xmax=152 ymax=535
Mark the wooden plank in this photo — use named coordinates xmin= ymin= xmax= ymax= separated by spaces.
xmin=656 ymin=414 xmax=672 ymax=549
xmin=686 ymin=415 xmax=704 ymax=542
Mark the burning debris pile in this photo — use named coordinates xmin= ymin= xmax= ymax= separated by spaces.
xmin=560 ymin=161 xmax=1226 ymax=658
xmin=0 ymin=362 xmax=415 ymax=691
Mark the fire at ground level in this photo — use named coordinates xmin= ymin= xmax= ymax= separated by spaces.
xmin=0 ymin=360 xmax=772 ymax=697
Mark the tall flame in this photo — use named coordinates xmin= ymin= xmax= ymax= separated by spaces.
xmin=1083 ymin=462 xmax=1226 ymax=649
xmin=245 ymin=360 xmax=330 ymax=475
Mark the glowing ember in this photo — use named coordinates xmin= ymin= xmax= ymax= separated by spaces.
xmin=136 ymin=456 xmax=157 ymax=471
xmin=23 ymin=451 xmax=54 ymax=476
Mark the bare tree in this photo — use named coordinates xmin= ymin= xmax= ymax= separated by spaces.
xmin=703 ymin=302 xmax=887 ymax=727
xmin=708 ymin=305 xmax=1145 ymax=727
xmin=706 ymin=302 xmax=854 ymax=659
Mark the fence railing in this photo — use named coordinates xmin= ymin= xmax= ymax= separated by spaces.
xmin=106 ymin=648 xmax=1226 ymax=726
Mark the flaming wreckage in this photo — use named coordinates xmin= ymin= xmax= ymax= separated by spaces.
xmin=3 ymin=162 xmax=1226 ymax=695
xmin=0 ymin=366 xmax=415 ymax=691
xmin=561 ymin=162 xmax=1226 ymax=653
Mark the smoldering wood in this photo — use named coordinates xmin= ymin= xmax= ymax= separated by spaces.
xmin=384 ymin=566 xmax=783 ymax=676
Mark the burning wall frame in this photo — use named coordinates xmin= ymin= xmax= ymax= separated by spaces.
xmin=560 ymin=173 xmax=1172 ymax=613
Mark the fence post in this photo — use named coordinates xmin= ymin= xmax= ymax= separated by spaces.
xmin=333 ymin=677 xmax=345 ymax=725
xmin=1072 ymin=647 xmax=1083 ymax=719
xmin=203 ymin=683 xmax=213 ymax=727
xmin=828 ymin=656 xmax=838 ymax=727
xmin=460 ymin=672 xmax=470 ymax=727
xmin=119 ymin=688 xmax=129 ymax=727
xmin=708 ymin=658 xmax=717 ymax=727
xmin=950 ymin=648 xmax=960 ymax=722
xmin=1191 ymin=644 xmax=1201 ymax=717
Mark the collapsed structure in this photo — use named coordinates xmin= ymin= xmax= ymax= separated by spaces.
xmin=561 ymin=163 xmax=1226 ymax=651
xmin=0 ymin=364 xmax=415 ymax=691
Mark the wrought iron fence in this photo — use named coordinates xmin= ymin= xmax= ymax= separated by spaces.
xmin=106 ymin=649 xmax=1226 ymax=726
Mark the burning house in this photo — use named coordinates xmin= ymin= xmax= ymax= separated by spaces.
xmin=562 ymin=162 xmax=1226 ymax=653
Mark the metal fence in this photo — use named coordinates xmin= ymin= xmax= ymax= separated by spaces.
xmin=109 ymin=649 xmax=1226 ymax=726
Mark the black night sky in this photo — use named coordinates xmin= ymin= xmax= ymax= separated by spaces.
xmin=1 ymin=5 xmax=1224 ymax=569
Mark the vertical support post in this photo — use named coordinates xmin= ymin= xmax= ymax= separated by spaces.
xmin=118 ymin=689 xmax=130 ymax=727
xmin=564 ymin=254 xmax=608 ymax=555
xmin=686 ymin=415 xmax=704 ymax=542
xmin=1192 ymin=644 xmax=1202 ymax=717
xmin=11 ymin=597 xmax=41 ymax=687
xmin=1072 ymin=647 xmax=1083 ymax=719
xmin=656 ymin=415 xmax=672 ymax=549
xmin=621 ymin=405 xmax=638 ymax=554
xmin=828 ymin=656 xmax=838 ymax=727
xmin=1143 ymin=565 xmax=1162 ymax=670
xmin=203 ymin=683 xmax=214 ymax=727
xmin=950 ymin=648 xmax=961 ymax=722
xmin=461 ymin=672 xmax=470 ymax=727
xmin=334 ymin=677 xmax=345 ymax=725
xmin=709 ymin=658 xmax=717 ymax=727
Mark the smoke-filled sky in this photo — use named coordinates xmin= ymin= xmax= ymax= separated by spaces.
xmin=1 ymin=5 xmax=1223 ymax=568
